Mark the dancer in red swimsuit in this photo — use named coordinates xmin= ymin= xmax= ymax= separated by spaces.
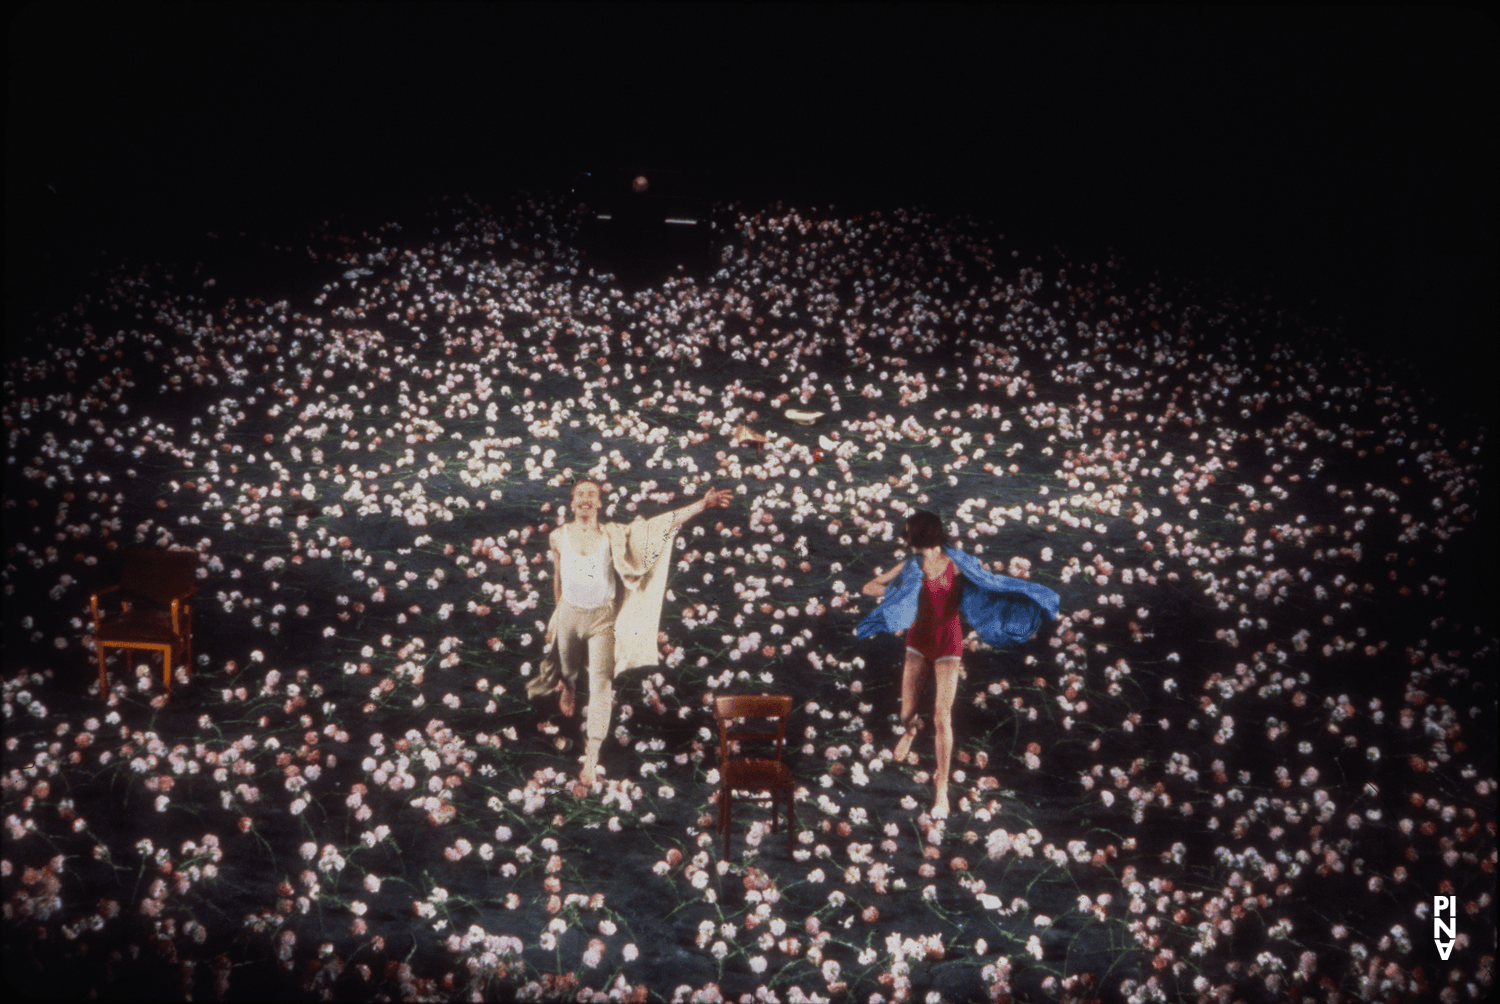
xmin=860 ymin=510 xmax=964 ymax=818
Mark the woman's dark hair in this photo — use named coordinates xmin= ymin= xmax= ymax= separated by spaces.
xmin=904 ymin=510 xmax=946 ymax=549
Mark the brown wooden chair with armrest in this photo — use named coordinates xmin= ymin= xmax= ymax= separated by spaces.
xmin=91 ymin=548 xmax=197 ymax=694
xmin=714 ymin=693 xmax=796 ymax=859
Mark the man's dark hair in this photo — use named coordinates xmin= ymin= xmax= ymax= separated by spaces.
xmin=904 ymin=510 xmax=946 ymax=549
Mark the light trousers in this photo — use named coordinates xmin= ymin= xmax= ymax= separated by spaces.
xmin=556 ymin=600 xmax=617 ymax=743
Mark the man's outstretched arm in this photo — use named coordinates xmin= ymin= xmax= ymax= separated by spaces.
xmin=669 ymin=486 xmax=733 ymax=528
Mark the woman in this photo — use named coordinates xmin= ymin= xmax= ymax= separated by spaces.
xmin=858 ymin=510 xmax=1059 ymax=818
xmin=533 ymin=479 xmax=733 ymax=797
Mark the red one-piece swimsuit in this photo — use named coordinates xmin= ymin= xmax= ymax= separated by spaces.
xmin=905 ymin=558 xmax=964 ymax=663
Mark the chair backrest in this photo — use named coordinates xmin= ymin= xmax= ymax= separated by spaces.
xmin=713 ymin=693 xmax=792 ymax=763
xmin=121 ymin=549 xmax=198 ymax=607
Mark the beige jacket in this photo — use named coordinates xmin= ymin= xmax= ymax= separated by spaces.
xmin=526 ymin=509 xmax=680 ymax=698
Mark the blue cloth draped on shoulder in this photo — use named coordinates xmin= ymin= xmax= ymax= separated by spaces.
xmin=855 ymin=546 xmax=1060 ymax=648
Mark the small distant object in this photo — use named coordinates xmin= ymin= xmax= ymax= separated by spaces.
xmin=731 ymin=423 xmax=767 ymax=457
xmin=785 ymin=409 xmax=824 ymax=425
xmin=731 ymin=423 xmax=767 ymax=446
xmin=632 ymin=175 xmax=649 ymax=193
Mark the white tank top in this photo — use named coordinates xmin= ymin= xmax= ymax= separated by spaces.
xmin=560 ymin=523 xmax=615 ymax=609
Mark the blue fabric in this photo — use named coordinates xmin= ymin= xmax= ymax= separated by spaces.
xmin=855 ymin=546 xmax=1059 ymax=649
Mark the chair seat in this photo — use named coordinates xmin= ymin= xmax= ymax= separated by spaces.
xmin=723 ymin=758 xmax=794 ymax=790
xmin=97 ymin=609 xmax=182 ymax=644
xmin=92 ymin=547 xmax=198 ymax=696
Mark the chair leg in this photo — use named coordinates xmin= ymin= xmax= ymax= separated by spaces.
xmin=98 ymin=646 xmax=108 ymax=696
xmin=721 ymin=789 xmax=732 ymax=859
xmin=164 ymin=645 xmax=173 ymax=690
xmin=785 ymin=789 xmax=796 ymax=858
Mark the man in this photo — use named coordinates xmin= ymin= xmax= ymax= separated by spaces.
xmin=530 ymin=479 xmax=733 ymax=796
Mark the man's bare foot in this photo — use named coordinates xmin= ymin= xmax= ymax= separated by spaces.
xmin=931 ymin=794 xmax=950 ymax=820
xmin=893 ymin=716 xmax=923 ymax=762
xmin=559 ymin=682 xmax=576 ymax=718
xmin=572 ymin=754 xmax=601 ymax=797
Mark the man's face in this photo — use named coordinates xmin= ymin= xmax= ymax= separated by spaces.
xmin=571 ymin=483 xmax=601 ymax=518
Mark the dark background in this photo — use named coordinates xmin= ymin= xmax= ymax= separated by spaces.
xmin=6 ymin=3 xmax=1496 ymax=408
xmin=2 ymin=10 xmax=1497 ymax=998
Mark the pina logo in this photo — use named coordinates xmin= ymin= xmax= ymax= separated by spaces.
xmin=1433 ymin=895 xmax=1457 ymax=960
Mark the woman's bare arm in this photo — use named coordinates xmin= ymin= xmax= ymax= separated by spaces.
xmin=861 ymin=561 xmax=905 ymax=598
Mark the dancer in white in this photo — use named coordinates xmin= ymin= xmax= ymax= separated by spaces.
xmin=531 ymin=479 xmax=733 ymax=796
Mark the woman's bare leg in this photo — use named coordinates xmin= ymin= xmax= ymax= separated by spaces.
xmin=893 ymin=649 xmax=928 ymax=762
xmin=930 ymin=657 xmax=962 ymax=818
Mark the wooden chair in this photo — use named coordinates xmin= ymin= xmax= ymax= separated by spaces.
xmin=91 ymin=548 xmax=198 ymax=694
xmin=714 ymin=693 xmax=795 ymax=859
